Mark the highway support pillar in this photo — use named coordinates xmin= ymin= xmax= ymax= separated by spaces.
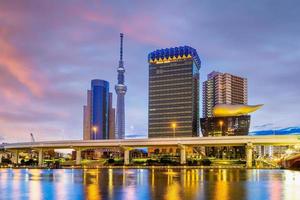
xmin=124 ymin=149 xmax=130 ymax=165
xmin=180 ymin=145 xmax=186 ymax=165
xmin=12 ymin=150 xmax=19 ymax=165
xmin=120 ymin=146 xmax=132 ymax=165
xmin=38 ymin=149 xmax=43 ymax=167
xmin=76 ymin=149 xmax=82 ymax=165
xmin=246 ymin=143 xmax=254 ymax=168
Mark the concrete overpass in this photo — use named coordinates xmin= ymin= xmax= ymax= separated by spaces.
xmin=280 ymin=153 xmax=300 ymax=168
xmin=1 ymin=135 xmax=300 ymax=167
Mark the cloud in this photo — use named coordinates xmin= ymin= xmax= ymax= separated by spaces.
xmin=253 ymin=123 xmax=275 ymax=130
xmin=0 ymin=109 xmax=66 ymax=124
xmin=125 ymin=134 xmax=147 ymax=139
xmin=0 ymin=29 xmax=47 ymax=100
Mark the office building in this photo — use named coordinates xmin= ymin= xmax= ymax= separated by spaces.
xmin=200 ymin=115 xmax=251 ymax=137
xmin=83 ymin=79 xmax=115 ymax=140
xmin=148 ymin=46 xmax=201 ymax=138
xmin=200 ymin=104 xmax=262 ymax=136
xmin=202 ymin=71 xmax=247 ymax=118
xmin=108 ymin=93 xmax=115 ymax=139
xmin=201 ymin=73 xmax=260 ymax=159
xmin=83 ymin=90 xmax=92 ymax=140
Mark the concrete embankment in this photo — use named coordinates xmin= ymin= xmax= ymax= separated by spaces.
xmin=0 ymin=165 xmax=280 ymax=170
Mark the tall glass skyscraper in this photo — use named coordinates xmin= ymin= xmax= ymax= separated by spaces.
xmin=83 ymin=79 xmax=115 ymax=140
xmin=91 ymin=80 xmax=109 ymax=139
xmin=148 ymin=46 xmax=201 ymax=138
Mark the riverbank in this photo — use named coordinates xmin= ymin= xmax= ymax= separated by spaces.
xmin=0 ymin=165 xmax=280 ymax=170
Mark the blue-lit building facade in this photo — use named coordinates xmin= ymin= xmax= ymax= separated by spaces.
xmin=83 ymin=79 xmax=115 ymax=140
xmin=148 ymin=46 xmax=201 ymax=138
xmin=91 ymin=80 xmax=109 ymax=139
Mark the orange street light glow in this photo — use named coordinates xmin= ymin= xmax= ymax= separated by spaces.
xmin=219 ymin=121 xmax=224 ymax=126
xmin=92 ymin=126 xmax=98 ymax=132
xmin=171 ymin=122 xmax=177 ymax=128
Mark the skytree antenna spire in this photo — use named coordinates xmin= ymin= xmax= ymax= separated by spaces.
xmin=120 ymin=33 xmax=123 ymax=62
xmin=115 ymin=33 xmax=127 ymax=139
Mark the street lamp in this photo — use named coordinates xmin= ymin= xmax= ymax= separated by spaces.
xmin=171 ymin=122 xmax=177 ymax=138
xmin=92 ymin=126 xmax=98 ymax=140
xmin=219 ymin=120 xmax=224 ymax=135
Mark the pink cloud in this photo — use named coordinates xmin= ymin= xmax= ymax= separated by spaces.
xmin=0 ymin=1 xmax=174 ymax=142
xmin=80 ymin=7 xmax=172 ymax=46
xmin=0 ymin=29 xmax=47 ymax=99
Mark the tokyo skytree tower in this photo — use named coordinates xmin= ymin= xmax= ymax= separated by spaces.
xmin=115 ymin=33 xmax=127 ymax=139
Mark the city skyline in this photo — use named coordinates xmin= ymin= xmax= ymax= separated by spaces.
xmin=0 ymin=1 xmax=300 ymax=142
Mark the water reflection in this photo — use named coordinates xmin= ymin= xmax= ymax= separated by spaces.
xmin=29 ymin=169 xmax=42 ymax=200
xmin=282 ymin=170 xmax=300 ymax=200
xmin=85 ymin=170 xmax=101 ymax=200
xmin=0 ymin=168 xmax=300 ymax=199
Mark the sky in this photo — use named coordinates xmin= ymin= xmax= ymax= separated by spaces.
xmin=0 ymin=0 xmax=299 ymax=142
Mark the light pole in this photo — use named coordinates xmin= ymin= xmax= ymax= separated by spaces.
xmin=92 ymin=126 xmax=98 ymax=140
xmin=219 ymin=120 xmax=224 ymax=136
xmin=171 ymin=122 xmax=177 ymax=138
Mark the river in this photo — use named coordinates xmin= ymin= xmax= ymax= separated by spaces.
xmin=0 ymin=168 xmax=299 ymax=200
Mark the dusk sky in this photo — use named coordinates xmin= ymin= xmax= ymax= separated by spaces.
xmin=0 ymin=0 xmax=299 ymax=142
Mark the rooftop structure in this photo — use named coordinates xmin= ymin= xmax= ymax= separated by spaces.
xmin=148 ymin=46 xmax=201 ymax=69
xmin=213 ymin=104 xmax=263 ymax=117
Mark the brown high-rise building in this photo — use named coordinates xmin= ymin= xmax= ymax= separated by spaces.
xmin=108 ymin=93 xmax=115 ymax=139
xmin=148 ymin=46 xmax=201 ymax=138
xmin=83 ymin=90 xmax=92 ymax=140
xmin=202 ymin=71 xmax=247 ymax=118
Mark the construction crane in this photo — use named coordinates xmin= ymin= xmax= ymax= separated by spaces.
xmin=30 ymin=133 xmax=35 ymax=142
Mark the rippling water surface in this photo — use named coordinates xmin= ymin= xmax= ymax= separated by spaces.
xmin=0 ymin=168 xmax=299 ymax=200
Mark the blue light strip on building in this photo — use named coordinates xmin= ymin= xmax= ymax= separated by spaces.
xmin=148 ymin=46 xmax=201 ymax=69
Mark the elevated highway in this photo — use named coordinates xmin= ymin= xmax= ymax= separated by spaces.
xmin=1 ymin=135 xmax=300 ymax=150
xmin=1 ymin=135 xmax=300 ymax=167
